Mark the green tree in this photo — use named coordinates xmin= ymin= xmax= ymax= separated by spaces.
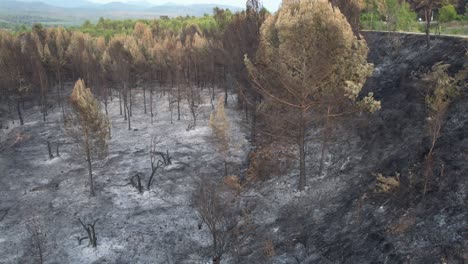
xmin=438 ymin=4 xmax=458 ymax=22
xmin=414 ymin=0 xmax=443 ymax=48
xmin=422 ymin=63 xmax=458 ymax=195
xmin=245 ymin=0 xmax=380 ymax=191
xmin=376 ymin=0 xmax=416 ymax=31
xmin=396 ymin=1 xmax=417 ymax=31
xmin=67 ymin=79 xmax=110 ymax=196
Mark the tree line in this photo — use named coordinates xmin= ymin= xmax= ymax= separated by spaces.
xmin=3 ymin=1 xmax=466 ymax=262
xmin=0 ymin=3 xmax=266 ymax=127
xmin=0 ymin=0 xmax=378 ymax=191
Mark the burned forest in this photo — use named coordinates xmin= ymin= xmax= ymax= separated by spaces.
xmin=0 ymin=0 xmax=467 ymax=263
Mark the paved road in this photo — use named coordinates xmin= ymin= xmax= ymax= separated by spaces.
xmin=361 ymin=29 xmax=468 ymax=39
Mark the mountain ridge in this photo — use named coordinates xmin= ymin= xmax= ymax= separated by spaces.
xmin=0 ymin=0 xmax=243 ymax=29
xmin=12 ymin=0 xmax=242 ymax=10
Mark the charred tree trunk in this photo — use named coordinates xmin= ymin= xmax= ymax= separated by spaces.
xmin=129 ymin=87 xmax=133 ymax=117
xmin=224 ymin=159 xmax=228 ymax=177
xmin=212 ymin=231 xmax=218 ymax=264
xmin=250 ymin=97 xmax=258 ymax=145
xmin=150 ymin=88 xmax=154 ymax=125
xmin=119 ymin=90 xmax=122 ymax=116
xmin=169 ymin=93 xmax=173 ymax=125
xmin=223 ymin=66 xmax=228 ymax=106
xmin=47 ymin=140 xmax=54 ymax=159
xmin=78 ymin=218 xmax=99 ymax=248
xmin=85 ymin=133 xmax=95 ymax=196
xmin=104 ymin=86 xmax=109 ymax=116
xmin=131 ymin=173 xmax=144 ymax=194
xmin=56 ymin=143 xmax=60 ymax=157
xmin=177 ymin=85 xmax=181 ymax=121
xmin=124 ymin=94 xmax=128 ymax=121
xmin=17 ymin=100 xmax=24 ymax=125
xmin=318 ymin=106 xmax=331 ymax=178
xmin=58 ymin=72 xmax=65 ymax=120
xmin=425 ymin=8 xmax=431 ymax=49
xmin=127 ymin=103 xmax=131 ymax=130
xmin=143 ymin=84 xmax=147 ymax=114
xmin=298 ymin=109 xmax=306 ymax=191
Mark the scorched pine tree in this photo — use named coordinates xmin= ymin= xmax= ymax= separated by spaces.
xmin=245 ymin=0 xmax=380 ymax=190
xmin=67 ymin=79 xmax=110 ymax=196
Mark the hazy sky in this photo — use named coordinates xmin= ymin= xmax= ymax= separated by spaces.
xmin=89 ymin=0 xmax=282 ymax=11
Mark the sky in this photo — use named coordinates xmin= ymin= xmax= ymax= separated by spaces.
xmin=88 ymin=0 xmax=282 ymax=11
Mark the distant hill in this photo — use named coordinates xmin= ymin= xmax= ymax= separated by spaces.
xmin=0 ymin=0 xmax=243 ymax=29
xmin=11 ymin=0 xmax=97 ymax=8
xmin=0 ymin=0 xmax=63 ymax=12
xmin=148 ymin=3 xmax=242 ymax=17
xmin=95 ymin=1 xmax=149 ymax=11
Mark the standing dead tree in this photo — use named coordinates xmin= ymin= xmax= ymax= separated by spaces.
xmin=192 ymin=176 xmax=244 ymax=264
xmin=26 ymin=217 xmax=47 ymax=264
xmin=186 ymin=85 xmax=201 ymax=131
xmin=46 ymin=138 xmax=54 ymax=160
xmin=78 ymin=218 xmax=99 ymax=248
xmin=56 ymin=142 xmax=60 ymax=157
xmin=147 ymin=137 xmax=172 ymax=190
xmin=131 ymin=172 xmax=144 ymax=194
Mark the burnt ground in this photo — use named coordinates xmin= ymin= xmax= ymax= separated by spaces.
xmin=256 ymin=32 xmax=468 ymax=264
xmin=0 ymin=90 xmax=251 ymax=263
xmin=0 ymin=32 xmax=467 ymax=264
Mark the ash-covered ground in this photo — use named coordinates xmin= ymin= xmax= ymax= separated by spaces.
xmin=1 ymin=32 xmax=467 ymax=264
xmin=0 ymin=89 xmax=254 ymax=263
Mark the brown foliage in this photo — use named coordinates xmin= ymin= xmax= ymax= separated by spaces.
xmin=67 ymin=79 xmax=109 ymax=196
xmin=422 ymin=62 xmax=458 ymax=195
xmin=192 ymin=176 xmax=244 ymax=262
xmin=374 ymin=172 xmax=400 ymax=193
xmin=263 ymin=239 xmax=276 ymax=258
xmin=247 ymin=144 xmax=293 ymax=182
xmin=245 ymin=0 xmax=378 ymax=190
xmin=387 ymin=213 xmax=416 ymax=235
xmin=223 ymin=175 xmax=242 ymax=194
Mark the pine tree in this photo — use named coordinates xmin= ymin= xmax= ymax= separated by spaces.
xmin=67 ymin=79 xmax=110 ymax=196
xmin=245 ymin=0 xmax=380 ymax=190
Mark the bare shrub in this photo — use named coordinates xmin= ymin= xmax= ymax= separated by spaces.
xmin=192 ymin=176 xmax=245 ymax=263
xmin=247 ymin=144 xmax=293 ymax=182
xmin=387 ymin=213 xmax=416 ymax=235
xmin=26 ymin=217 xmax=47 ymax=264
xmin=263 ymin=239 xmax=276 ymax=259
xmin=374 ymin=172 xmax=400 ymax=193
xmin=77 ymin=218 xmax=99 ymax=248
xmin=186 ymin=85 xmax=201 ymax=130
xmin=422 ymin=62 xmax=458 ymax=195
xmin=223 ymin=175 xmax=242 ymax=195
xmin=147 ymin=136 xmax=171 ymax=190
xmin=210 ymin=96 xmax=230 ymax=176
